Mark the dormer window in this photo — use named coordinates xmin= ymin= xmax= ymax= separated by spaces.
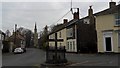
xmin=115 ymin=13 xmax=120 ymax=26
xmin=84 ymin=19 xmax=90 ymax=24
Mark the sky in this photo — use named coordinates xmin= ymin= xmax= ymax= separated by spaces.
xmin=1 ymin=0 xmax=120 ymax=33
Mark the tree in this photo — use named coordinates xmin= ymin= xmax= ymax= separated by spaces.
xmin=25 ymin=30 xmax=32 ymax=47
xmin=39 ymin=24 xmax=63 ymax=49
xmin=38 ymin=25 xmax=48 ymax=49
xmin=5 ymin=30 xmax=11 ymax=37
xmin=17 ymin=27 xmax=33 ymax=48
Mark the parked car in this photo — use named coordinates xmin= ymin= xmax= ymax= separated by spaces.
xmin=21 ymin=48 xmax=26 ymax=53
xmin=14 ymin=47 xmax=24 ymax=54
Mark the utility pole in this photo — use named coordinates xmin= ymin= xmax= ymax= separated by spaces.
xmin=14 ymin=24 xmax=17 ymax=47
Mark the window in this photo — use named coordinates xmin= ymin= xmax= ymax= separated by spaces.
xmin=67 ymin=42 xmax=69 ymax=50
xmin=84 ymin=18 xmax=90 ymax=24
xmin=67 ymin=28 xmax=73 ymax=37
xmin=60 ymin=42 xmax=62 ymax=46
xmin=115 ymin=13 xmax=120 ymax=26
xmin=59 ymin=31 xmax=61 ymax=38
xmin=70 ymin=42 xmax=72 ymax=50
xmin=73 ymin=41 xmax=75 ymax=50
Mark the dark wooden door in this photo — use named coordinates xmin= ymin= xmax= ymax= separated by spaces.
xmin=105 ymin=37 xmax=112 ymax=51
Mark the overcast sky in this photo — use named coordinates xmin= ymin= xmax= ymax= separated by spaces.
xmin=1 ymin=0 xmax=120 ymax=33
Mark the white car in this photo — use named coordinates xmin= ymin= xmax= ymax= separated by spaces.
xmin=14 ymin=48 xmax=24 ymax=54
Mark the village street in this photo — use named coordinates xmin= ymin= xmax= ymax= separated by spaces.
xmin=2 ymin=48 xmax=119 ymax=67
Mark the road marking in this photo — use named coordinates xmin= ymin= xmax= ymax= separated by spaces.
xmin=70 ymin=61 xmax=89 ymax=66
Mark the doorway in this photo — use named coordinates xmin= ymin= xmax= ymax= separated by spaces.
xmin=105 ymin=37 xmax=112 ymax=51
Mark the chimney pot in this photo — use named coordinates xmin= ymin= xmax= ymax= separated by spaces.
xmin=63 ymin=19 xmax=68 ymax=24
xmin=88 ymin=6 xmax=93 ymax=17
xmin=73 ymin=8 xmax=79 ymax=19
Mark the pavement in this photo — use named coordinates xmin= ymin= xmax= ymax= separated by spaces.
xmin=66 ymin=53 xmax=119 ymax=66
xmin=2 ymin=48 xmax=120 ymax=68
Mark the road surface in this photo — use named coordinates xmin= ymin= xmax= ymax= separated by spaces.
xmin=2 ymin=48 xmax=119 ymax=67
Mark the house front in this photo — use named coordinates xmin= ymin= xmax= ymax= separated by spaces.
xmin=49 ymin=19 xmax=68 ymax=49
xmin=66 ymin=7 xmax=97 ymax=53
xmin=66 ymin=19 xmax=78 ymax=52
xmin=9 ymin=30 xmax=25 ymax=52
xmin=0 ymin=30 xmax=5 ymax=50
xmin=95 ymin=2 xmax=120 ymax=53
xmin=48 ymin=7 xmax=97 ymax=53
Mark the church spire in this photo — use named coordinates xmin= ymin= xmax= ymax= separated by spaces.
xmin=34 ymin=22 xmax=37 ymax=33
xmin=34 ymin=22 xmax=38 ymax=47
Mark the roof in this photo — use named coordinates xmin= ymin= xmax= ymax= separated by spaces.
xmin=94 ymin=4 xmax=120 ymax=16
xmin=49 ymin=19 xmax=77 ymax=35
xmin=65 ymin=19 xmax=79 ymax=27
xmin=49 ymin=23 xmax=67 ymax=35
xmin=48 ymin=4 xmax=120 ymax=36
xmin=0 ymin=30 xmax=5 ymax=35
xmin=49 ymin=18 xmax=89 ymax=35
xmin=9 ymin=32 xmax=25 ymax=41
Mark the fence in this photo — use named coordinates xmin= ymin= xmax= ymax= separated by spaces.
xmin=46 ymin=46 xmax=67 ymax=64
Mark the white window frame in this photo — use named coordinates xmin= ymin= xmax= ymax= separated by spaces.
xmin=73 ymin=41 xmax=75 ymax=51
xmin=70 ymin=42 xmax=72 ymax=50
xmin=114 ymin=13 xmax=120 ymax=26
xmin=103 ymin=32 xmax=113 ymax=52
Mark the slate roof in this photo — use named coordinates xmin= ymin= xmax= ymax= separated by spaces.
xmin=9 ymin=32 xmax=25 ymax=41
xmin=49 ymin=19 xmax=79 ymax=35
xmin=94 ymin=4 xmax=120 ymax=16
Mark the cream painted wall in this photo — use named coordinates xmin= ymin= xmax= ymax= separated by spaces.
xmin=96 ymin=14 xmax=119 ymax=53
xmin=96 ymin=14 xmax=114 ymax=31
xmin=112 ymin=32 xmax=118 ymax=52
xmin=96 ymin=31 xmax=104 ymax=52
xmin=49 ymin=42 xmax=55 ymax=47
xmin=49 ymin=28 xmax=67 ymax=49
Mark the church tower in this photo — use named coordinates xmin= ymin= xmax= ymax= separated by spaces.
xmin=34 ymin=22 xmax=38 ymax=47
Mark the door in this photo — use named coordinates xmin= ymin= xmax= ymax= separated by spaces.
xmin=118 ymin=32 xmax=120 ymax=47
xmin=105 ymin=37 xmax=112 ymax=51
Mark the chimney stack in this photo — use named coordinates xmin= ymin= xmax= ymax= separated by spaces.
xmin=88 ymin=6 xmax=93 ymax=17
xmin=63 ymin=19 xmax=68 ymax=24
xmin=73 ymin=8 xmax=79 ymax=19
xmin=109 ymin=1 xmax=116 ymax=8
